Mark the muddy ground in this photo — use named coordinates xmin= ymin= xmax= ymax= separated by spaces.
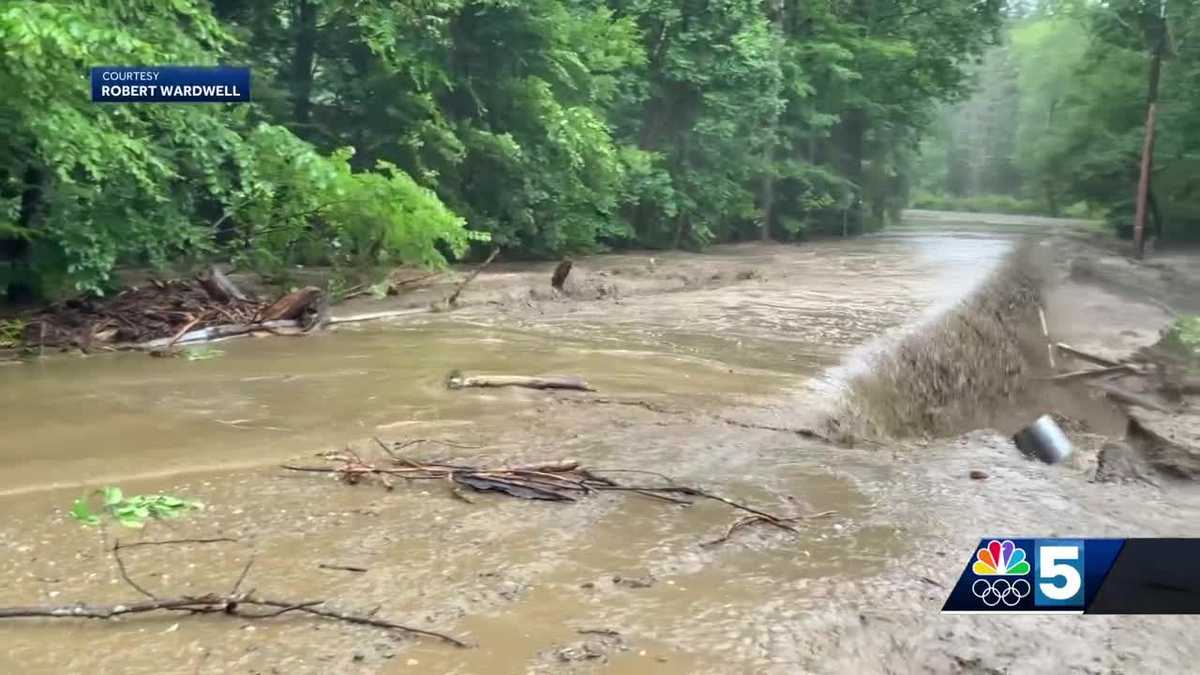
xmin=1 ymin=212 xmax=1198 ymax=674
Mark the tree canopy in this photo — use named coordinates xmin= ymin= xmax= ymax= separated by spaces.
xmin=2 ymin=0 xmax=1005 ymax=299
xmin=917 ymin=0 xmax=1200 ymax=240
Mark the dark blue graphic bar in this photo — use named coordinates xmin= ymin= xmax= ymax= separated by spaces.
xmin=91 ymin=66 xmax=250 ymax=103
xmin=1086 ymin=539 xmax=1200 ymax=614
xmin=943 ymin=538 xmax=1200 ymax=614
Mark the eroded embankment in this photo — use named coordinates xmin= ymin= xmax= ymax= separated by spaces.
xmin=826 ymin=246 xmax=1048 ymax=441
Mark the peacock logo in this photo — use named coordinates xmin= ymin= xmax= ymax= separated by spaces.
xmin=972 ymin=539 xmax=1031 ymax=576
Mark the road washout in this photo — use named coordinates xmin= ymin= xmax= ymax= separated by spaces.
xmin=1 ymin=212 xmax=1199 ymax=673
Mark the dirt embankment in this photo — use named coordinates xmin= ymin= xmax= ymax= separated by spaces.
xmin=829 ymin=232 xmax=1200 ymax=484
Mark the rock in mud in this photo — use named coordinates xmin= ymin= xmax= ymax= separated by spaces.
xmin=1127 ymin=411 xmax=1200 ymax=479
xmin=555 ymin=643 xmax=606 ymax=662
xmin=612 ymin=574 xmax=655 ymax=589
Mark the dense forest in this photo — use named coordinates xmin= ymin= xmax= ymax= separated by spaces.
xmin=2 ymin=1 xmax=1177 ymax=301
xmin=0 ymin=0 xmax=1008 ymax=299
xmin=917 ymin=0 xmax=1200 ymax=242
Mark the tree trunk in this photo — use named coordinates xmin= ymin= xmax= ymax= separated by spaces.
xmin=290 ymin=0 xmax=318 ymax=125
xmin=260 ymin=286 xmax=322 ymax=321
xmin=836 ymin=108 xmax=866 ymax=232
xmin=1133 ymin=0 xmax=1167 ymax=258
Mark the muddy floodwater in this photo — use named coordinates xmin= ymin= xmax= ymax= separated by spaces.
xmin=3 ymin=214 xmax=1199 ymax=674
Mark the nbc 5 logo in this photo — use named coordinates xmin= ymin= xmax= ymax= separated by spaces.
xmin=1034 ymin=539 xmax=1085 ymax=607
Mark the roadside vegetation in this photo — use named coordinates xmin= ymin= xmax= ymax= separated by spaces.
xmin=1 ymin=0 xmax=1006 ymax=300
xmin=917 ymin=1 xmax=1200 ymax=240
xmin=3 ymin=1 xmax=1195 ymax=303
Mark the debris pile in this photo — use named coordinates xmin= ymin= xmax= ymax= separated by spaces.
xmin=282 ymin=439 xmax=835 ymax=545
xmin=18 ymin=268 xmax=322 ymax=351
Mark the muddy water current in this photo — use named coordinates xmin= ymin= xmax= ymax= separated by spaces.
xmin=0 ymin=224 xmax=1018 ymax=673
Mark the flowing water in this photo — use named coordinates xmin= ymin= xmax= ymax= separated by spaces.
xmin=0 ymin=219 xmax=1073 ymax=673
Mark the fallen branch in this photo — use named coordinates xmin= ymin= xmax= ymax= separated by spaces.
xmin=1038 ymin=305 xmax=1055 ymax=369
xmin=134 ymin=320 xmax=300 ymax=350
xmin=1047 ymin=364 xmax=1138 ymax=382
xmin=1054 ymin=342 xmax=1122 ymax=368
xmin=325 ymin=308 xmax=429 ymax=325
xmin=447 ymin=372 xmax=595 ymax=392
xmin=283 ymin=447 xmax=819 ymax=546
xmin=116 ymin=537 xmax=239 ymax=549
xmin=447 ymin=247 xmax=500 ymax=307
xmin=0 ymin=541 xmax=467 ymax=647
xmin=0 ymin=594 xmax=465 ymax=646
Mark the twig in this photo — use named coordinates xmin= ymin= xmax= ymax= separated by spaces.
xmin=318 ymin=563 xmax=369 ymax=573
xmin=257 ymin=599 xmax=468 ymax=647
xmin=701 ymin=510 xmax=837 ymax=547
xmin=445 ymin=473 xmax=476 ymax=504
xmin=112 ymin=540 xmax=157 ymax=600
xmin=166 ymin=314 xmax=201 ymax=345
xmin=0 ymin=595 xmax=467 ymax=646
xmin=577 ymin=628 xmax=621 ymax=637
xmin=117 ymin=537 xmax=238 ymax=549
xmin=0 ymin=544 xmax=467 ymax=647
xmin=391 ymin=438 xmax=484 ymax=452
xmin=230 ymin=557 xmax=255 ymax=596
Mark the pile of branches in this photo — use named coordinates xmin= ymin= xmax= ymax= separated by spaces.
xmin=19 ymin=269 xmax=321 ymax=351
xmin=283 ymin=439 xmax=835 ymax=545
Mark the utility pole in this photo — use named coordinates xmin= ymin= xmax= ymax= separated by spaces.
xmin=1133 ymin=0 xmax=1168 ymax=259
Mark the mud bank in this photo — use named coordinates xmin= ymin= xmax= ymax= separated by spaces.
xmin=827 ymin=248 xmax=1045 ymax=441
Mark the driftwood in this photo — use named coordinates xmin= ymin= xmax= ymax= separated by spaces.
xmin=325 ymin=308 xmax=430 ymax=325
xmin=259 ymin=286 xmax=322 ymax=322
xmin=551 ymin=258 xmax=573 ymax=290
xmin=0 ymin=539 xmax=466 ymax=647
xmin=1038 ymin=305 xmax=1055 ymax=368
xmin=198 ymin=266 xmax=250 ymax=303
xmin=1048 ymin=364 xmax=1139 ymax=382
xmin=135 ymin=320 xmax=301 ymax=350
xmin=447 ymin=247 xmax=500 ymax=307
xmin=282 ymin=442 xmax=834 ymax=546
xmin=447 ymin=372 xmax=594 ymax=392
xmin=1055 ymin=342 xmax=1123 ymax=368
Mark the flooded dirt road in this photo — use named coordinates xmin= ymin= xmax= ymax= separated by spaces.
xmin=2 ymin=213 xmax=1199 ymax=673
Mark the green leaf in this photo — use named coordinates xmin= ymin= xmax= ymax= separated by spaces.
xmin=70 ymin=497 xmax=99 ymax=526
xmin=102 ymin=486 xmax=123 ymax=506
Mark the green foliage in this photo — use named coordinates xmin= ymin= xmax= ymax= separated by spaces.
xmin=0 ymin=318 xmax=24 ymax=348
xmin=70 ymin=486 xmax=202 ymax=529
xmin=1164 ymin=315 xmax=1200 ymax=360
xmin=1 ymin=0 xmax=1007 ymax=300
xmin=921 ymin=2 xmax=1200 ymax=239
xmin=0 ymin=0 xmax=473 ymax=298
xmin=911 ymin=190 xmax=1048 ymax=216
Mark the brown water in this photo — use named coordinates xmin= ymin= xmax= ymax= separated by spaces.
xmin=0 ymin=223 xmax=1033 ymax=673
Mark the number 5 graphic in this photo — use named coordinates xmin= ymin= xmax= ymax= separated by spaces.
xmin=1035 ymin=541 xmax=1085 ymax=606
